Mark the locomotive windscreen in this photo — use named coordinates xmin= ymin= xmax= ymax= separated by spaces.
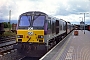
xmin=18 ymin=15 xmax=45 ymax=29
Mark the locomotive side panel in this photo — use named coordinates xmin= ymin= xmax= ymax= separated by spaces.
xmin=59 ymin=19 xmax=66 ymax=34
xmin=66 ymin=22 xmax=71 ymax=34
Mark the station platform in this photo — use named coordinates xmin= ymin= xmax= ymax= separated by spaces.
xmin=40 ymin=30 xmax=90 ymax=60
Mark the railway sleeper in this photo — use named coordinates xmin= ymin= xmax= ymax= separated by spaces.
xmin=0 ymin=49 xmax=16 ymax=56
xmin=0 ymin=43 xmax=16 ymax=53
xmin=0 ymin=46 xmax=13 ymax=52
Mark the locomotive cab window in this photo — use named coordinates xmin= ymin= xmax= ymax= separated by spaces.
xmin=33 ymin=16 xmax=45 ymax=27
xmin=19 ymin=16 xmax=31 ymax=26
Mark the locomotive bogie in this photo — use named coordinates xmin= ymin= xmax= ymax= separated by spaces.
xmin=15 ymin=42 xmax=47 ymax=57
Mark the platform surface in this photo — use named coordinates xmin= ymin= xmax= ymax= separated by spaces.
xmin=40 ymin=30 xmax=90 ymax=60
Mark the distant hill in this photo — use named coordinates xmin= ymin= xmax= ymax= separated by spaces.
xmin=0 ymin=20 xmax=18 ymax=24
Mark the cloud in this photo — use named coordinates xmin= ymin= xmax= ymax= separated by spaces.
xmin=56 ymin=0 xmax=90 ymax=16
xmin=0 ymin=0 xmax=66 ymax=19
xmin=0 ymin=0 xmax=17 ymax=20
xmin=0 ymin=0 xmax=90 ymax=24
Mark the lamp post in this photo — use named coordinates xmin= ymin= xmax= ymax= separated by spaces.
xmin=9 ymin=10 xmax=11 ymax=32
xmin=80 ymin=13 xmax=89 ymax=34
xmin=79 ymin=17 xmax=83 ymax=30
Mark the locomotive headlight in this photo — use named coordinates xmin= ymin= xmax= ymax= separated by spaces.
xmin=17 ymin=35 xmax=23 ymax=38
xmin=28 ymin=32 xmax=33 ymax=35
xmin=38 ymin=35 xmax=44 ymax=38
xmin=17 ymin=35 xmax=20 ymax=38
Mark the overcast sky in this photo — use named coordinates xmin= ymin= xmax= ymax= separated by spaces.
xmin=0 ymin=0 xmax=90 ymax=24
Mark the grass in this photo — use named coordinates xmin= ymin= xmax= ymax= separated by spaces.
xmin=0 ymin=28 xmax=16 ymax=37
xmin=4 ymin=31 xmax=16 ymax=36
xmin=4 ymin=28 xmax=10 ymax=31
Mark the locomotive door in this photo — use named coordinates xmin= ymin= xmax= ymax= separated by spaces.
xmin=56 ymin=20 xmax=59 ymax=34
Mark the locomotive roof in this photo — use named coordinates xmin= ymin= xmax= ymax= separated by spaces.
xmin=20 ymin=11 xmax=70 ymax=23
xmin=20 ymin=11 xmax=47 ymax=16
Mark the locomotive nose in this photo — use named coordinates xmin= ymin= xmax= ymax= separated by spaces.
xmin=17 ymin=30 xmax=44 ymax=43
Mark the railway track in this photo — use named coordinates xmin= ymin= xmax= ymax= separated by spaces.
xmin=0 ymin=36 xmax=26 ymax=60
xmin=0 ymin=44 xmax=16 ymax=55
xmin=0 ymin=35 xmax=54 ymax=60
xmin=0 ymin=41 xmax=16 ymax=56
xmin=0 ymin=36 xmax=16 ymax=43
xmin=0 ymin=36 xmax=16 ymax=56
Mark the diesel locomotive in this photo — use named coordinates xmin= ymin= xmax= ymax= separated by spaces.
xmin=15 ymin=11 xmax=74 ymax=57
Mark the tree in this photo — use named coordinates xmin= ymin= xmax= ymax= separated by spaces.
xmin=8 ymin=22 xmax=12 ymax=28
xmin=2 ymin=22 xmax=8 ymax=28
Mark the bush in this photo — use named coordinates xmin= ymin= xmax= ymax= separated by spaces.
xmin=2 ymin=22 xmax=12 ymax=28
